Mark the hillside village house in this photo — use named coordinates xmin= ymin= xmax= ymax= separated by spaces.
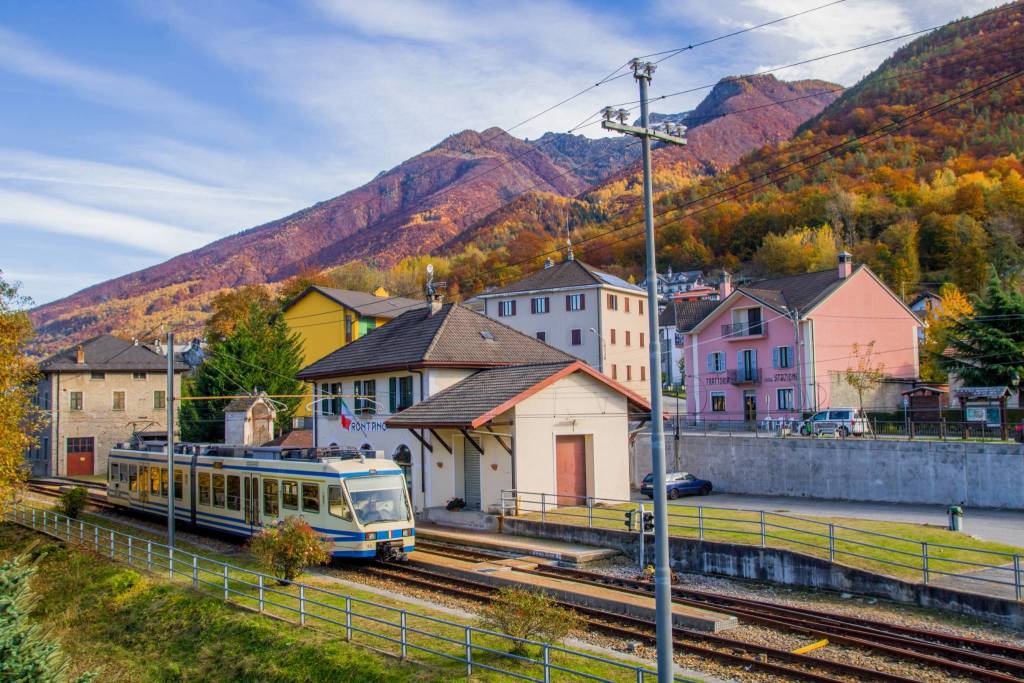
xmin=476 ymin=256 xmax=653 ymax=399
xmin=297 ymin=297 xmax=649 ymax=515
xmin=680 ymin=253 xmax=922 ymax=420
xmin=25 ymin=335 xmax=189 ymax=477
xmin=282 ymin=286 xmax=423 ymax=421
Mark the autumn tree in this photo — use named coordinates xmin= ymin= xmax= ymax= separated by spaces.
xmin=205 ymin=285 xmax=276 ymax=343
xmin=940 ymin=272 xmax=1024 ymax=389
xmin=0 ymin=273 xmax=42 ymax=510
xmin=843 ymin=341 xmax=886 ymax=426
xmin=278 ymin=267 xmax=334 ymax=305
xmin=180 ymin=300 xmax=304 ymax=442
xmin=920 ymin=283 xmax=974 ymax=382
xmin=754 ymin=224 xmax=837 ymax=276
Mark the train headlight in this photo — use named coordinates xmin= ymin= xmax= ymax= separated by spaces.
xmin=364 ymin=532 xmax=378 ymax=541
xmin=402 ymin=529 xmax=412 ymax=537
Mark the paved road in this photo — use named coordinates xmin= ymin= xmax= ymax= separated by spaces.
xmin=631 ymin=491 xmax=1024 ymax=547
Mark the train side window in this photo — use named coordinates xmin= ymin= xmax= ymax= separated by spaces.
xmin=128 ymin=464 xmax=138 ymax=492
xmin=301 ymin=483 xmax=319 ymax=513
xmin=174 ymin=470 xmax=184 ymax=500
xmin=212 ymin=474 xmax=225 ymax=508
xmin=198 ymin=472 xmax=211 ymax=506
xmin=263 ymin=479 xmax=279 ymax=516
xmin=282 ymin=480 xmax=298 ymax=510
xmin=327 ymin=485 xmax=352 ymax=522
xmin=150 ymin=467 xmax=160 ymax=496
xmin=160 ymin=468 xmax=169 ymax=497
xmin=138 ymin=466 xmax=147 ymax=494
xmin=110 ymin=462 xmax=119 ymax=483
xmin=226 ymin=476 xmax=241 ymax=511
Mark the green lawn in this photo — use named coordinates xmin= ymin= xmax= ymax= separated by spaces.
xmin=520 ymin=501 xmax=1024 ymax=583
xmin=5 ymin=505 xmax=682 ymax=683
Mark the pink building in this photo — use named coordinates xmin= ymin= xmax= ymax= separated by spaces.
xmin=681 ymin=253 xmax=922 ymax=420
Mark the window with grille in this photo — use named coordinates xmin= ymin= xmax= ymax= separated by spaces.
xmin=112 ymin=391 xmax=125 ymax=411
xmin=70 ymin=392 xmax=83 ymax=411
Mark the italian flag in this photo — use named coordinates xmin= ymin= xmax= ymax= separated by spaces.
xmin=339 ymin=399 xmax=356 ymax=430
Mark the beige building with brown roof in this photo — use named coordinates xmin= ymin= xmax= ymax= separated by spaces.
xmin=26 ymin=335 xmax=189 ymax=478
xmin=297 ymin=297 xmax=649 ymax=515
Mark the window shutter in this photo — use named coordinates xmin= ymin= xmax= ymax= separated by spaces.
xmin=511 ymin=300 xmax=516 ymax=315
xmin=389 ymin=377 xmax=397 ymax=413
xmin=737 ymin=352 xmax=746 ymax=373
xmin=706 ymin=353 xmax=713 ymax=372
xmin=544 ymin=296 xmax=549 ymax=312
xmin=751 ymin=349 xmax=757 ymax=372
xmin=580 ymin=293 xmax=585 ymax=310
xmin=787 ymin=346 xmax=795 ymax=368
xmin=772 ymin=347 xmax=779 ymax=369
xmin=565 ymin=295 xmax=570 ymax=311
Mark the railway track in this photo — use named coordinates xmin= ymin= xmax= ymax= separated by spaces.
xmin=24 ymin=481 xmax=116 ymax=511
xmin=364 ymin=560 xmax=922 ymax=683
xmin=414 ymin=540 xmax=1024 ymax=682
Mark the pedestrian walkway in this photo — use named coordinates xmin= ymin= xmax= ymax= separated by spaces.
xmin=415 ymin=522 xmax=619 ymax=565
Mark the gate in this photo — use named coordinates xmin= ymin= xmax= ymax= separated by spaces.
xmin=66 ymin=437 xmax=95 ymax=476
xmin=555 ymin=435 xmax=587 ymax=505
xmin=462 ymin=437 xmax=481 ymax=511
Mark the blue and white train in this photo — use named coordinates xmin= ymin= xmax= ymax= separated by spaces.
xmin=105 ymin=444 xmax=415 ymax=560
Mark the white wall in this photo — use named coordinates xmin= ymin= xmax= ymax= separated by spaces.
xmin=481 ymin=286 xmax=600 ymax=367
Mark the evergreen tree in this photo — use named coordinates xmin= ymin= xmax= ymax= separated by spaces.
xmin=180 ymin=301 xmax=304 ymax=442
xmin=940 ymin=272 xmax=1024 ymax=388
xmin=0 ymin=557 xmax=62 ymax=682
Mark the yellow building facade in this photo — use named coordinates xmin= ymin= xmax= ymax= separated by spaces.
xmin=282 ymin=286 xmax=424 ymax=417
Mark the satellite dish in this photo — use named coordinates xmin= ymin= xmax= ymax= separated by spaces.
xmin=426 ymin=264 xmax=434 ymax=276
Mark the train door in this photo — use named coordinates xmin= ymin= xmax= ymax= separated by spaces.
xmin=244 ymin=476 xmax=260 ymax=529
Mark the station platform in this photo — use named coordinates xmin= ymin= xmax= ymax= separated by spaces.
xmin=413 ymin=549 xmax=738 ymax=633
xmin=414 ymin=522 xmax=620 ymax=566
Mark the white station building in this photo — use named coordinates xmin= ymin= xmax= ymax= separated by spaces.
xmin=297 ymin=297 xmax=651 ymax=515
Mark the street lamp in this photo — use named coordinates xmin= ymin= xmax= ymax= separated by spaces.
xmin=588 ymin=328 xmax=607 ymax=373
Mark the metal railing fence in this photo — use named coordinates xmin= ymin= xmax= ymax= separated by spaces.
xmin=500 ymin=490 xmax=1023 ymax=601
xmin=5 ymin=503 xmax=690 ymax=683
xmin=668 ymin=416 xmax=1015 ymax=442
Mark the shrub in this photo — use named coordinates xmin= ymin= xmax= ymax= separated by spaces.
xmin=57 ymin=487 xmax=88 ymax=519
xmin=248 ymin=517 xmax=330 ymax=584
xmin=446 ymin=497 xmax=466 ymax=511
xmin=479 ymin=586 xmax=583 ymax=655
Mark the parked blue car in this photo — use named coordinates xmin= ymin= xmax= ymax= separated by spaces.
xmin=640 ymin=471 xmax=713 ymax=499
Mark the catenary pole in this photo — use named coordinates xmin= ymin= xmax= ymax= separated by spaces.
xmin=166 ymin=331 xmax=175 ymax=547
xmin=602 ymin=59 xmax=686 ymax=683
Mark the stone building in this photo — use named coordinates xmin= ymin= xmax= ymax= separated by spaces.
xmin=26 ymin=335 xmax=189 ymax=477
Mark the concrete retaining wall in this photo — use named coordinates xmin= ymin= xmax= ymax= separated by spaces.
xmin=503 ymin=518 xmax=1024 ymax=630
xmin=632 ymin=434 xmax=1024 ymax=509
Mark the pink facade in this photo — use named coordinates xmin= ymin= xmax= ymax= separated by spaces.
xmin=683 ymin=265 xmax=920 ymax=419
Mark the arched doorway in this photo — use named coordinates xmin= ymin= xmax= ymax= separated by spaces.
xmin=393 ymin=445 xmax=413 ymax=494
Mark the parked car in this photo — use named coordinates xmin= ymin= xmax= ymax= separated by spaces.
xmin=798 ymin=408 xmax=870 ymax=437
xmin=640 ymin=471 xmax=712 ymax=499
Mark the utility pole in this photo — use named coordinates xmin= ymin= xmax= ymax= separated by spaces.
xmin=166 ymin=331 xmax=175 ymax=547
xmin=602 ymin=59 xmax=686 ymax=683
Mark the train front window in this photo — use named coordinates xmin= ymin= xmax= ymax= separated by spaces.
xmin=327 ymin=485 xmax=352 ymax=522
xmin=344 ymin=475 xmax=411 ymax=525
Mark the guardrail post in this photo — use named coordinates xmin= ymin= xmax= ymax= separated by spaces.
xmin=169 ymin=548 xmax=174 ymax=580
xmin=922 ymin=542 xmax=930 ymax=584
xmin=128 ymin=537 xmax=133 ymax=566
xmin=759 ymin=511 xmax=766 ymax=547
xmin=587 ymin=497 xmax=593 ymax=528
xmin=94 ymin=525 xmax=99 ymax=551
xmin=464 ymin=627 xmax=473 ymax=677
xmin=1015 ymin=555 xmax=1021 ymax=602
xmin=540 ymin=493 xmax=546 ymax=523
xmin=147 ymin=541 xmax=152 ymax=571
xmin=41 ymin=509 xmax=46 ymax=532
xmin=79 ymin=520 xmax=84 ymax=542
xmin=345 ymin=597 xmax=352 ymax=641
xmin=828 ymin=524 xmax=835 ymax=562
xmin=31 ymin=507 xmax=36 ymax=529
xmin=400 ymin=610 xmax=408 ymax=658
xmin=636 ymin=668 xmax=644 ymax=683
xmin=697 ymin=506 xmax=704 ymax=541
xmin=543 ymin=644 xmax=551 ymax=683
xmin=224 ymin=564 xmax=230 ymax=603
xmin=259 ymin=575 xmax=265 ymax=613
xmin=110 ymin=530 xmax=115 ymax=559
xmin=66 ymin=516 xmax=71 ymax=540
xmin=192 ymin=555 xmax=199 ymax=589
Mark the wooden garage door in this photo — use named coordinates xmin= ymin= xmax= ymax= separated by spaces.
xmin=462 ymin=437 xmax=482 ymax=511
xmin=66 ymin=437 xmax=95 ymax=476
xmin=555 ymin=435 xmax=586 ymax=506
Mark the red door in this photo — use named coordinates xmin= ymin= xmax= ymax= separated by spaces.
xmin=66 ymin=437 xmax=95 ymax=476
xmin=555 ymin=435 xmax=587 ymax=506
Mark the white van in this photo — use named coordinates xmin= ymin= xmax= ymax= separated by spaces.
xmin=799 ymin=408 xmax=870 ymax=437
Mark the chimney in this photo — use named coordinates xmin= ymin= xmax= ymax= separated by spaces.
xmin=718 ymin=271 xmax=732 ymax=299
xmin=428 ymin=293 xmax=444 ymax=316
xmin=838 ymin=251 xmax=853 ymax=279
xmin=75 ymin=344 xmax=85 ymax=364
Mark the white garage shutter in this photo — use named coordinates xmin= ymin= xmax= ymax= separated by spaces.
xmin=463 ymin=437 xmax=482 ymax=511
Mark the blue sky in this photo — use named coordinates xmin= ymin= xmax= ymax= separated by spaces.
xmin=0 ymin=0 xmax=1002 ymax=306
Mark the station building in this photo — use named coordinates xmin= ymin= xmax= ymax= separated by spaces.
xmin=297 ymin=297 xmax=650 ymax=515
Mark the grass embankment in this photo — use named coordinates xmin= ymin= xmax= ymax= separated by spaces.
xmin=524 ymin=502 xmax=1024 ymax=582
xmin=0 ymin=523 xmax=423 ymax=683
xmin=6 ymin=507 xmax=672 ymax=683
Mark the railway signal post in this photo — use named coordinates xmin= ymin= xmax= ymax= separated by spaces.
xmin=602 ymin=58 xmax=687 ymax=683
